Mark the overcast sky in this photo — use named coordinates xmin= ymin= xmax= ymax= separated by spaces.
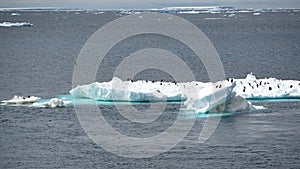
xmin=1 ymin=0 xmax=300 ymax=9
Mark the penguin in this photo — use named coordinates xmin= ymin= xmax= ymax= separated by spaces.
xmin=259 ymin=81 xmax=262 ymax=86
xmin=231 ymin=78 xmax=234 ymax=83
xmin=243 ymin=87 xmax=246 ymax=92
xmin=156 ymin=90 xmax=160 ymax=93
xmin=256 ymin=84 xmax=259 ymax=88
xmin=269 ymin=87 xmax=272 ymax=91
xmin=277 ymin=85 xmax=280 ymax=89
xmin=152 ymin=80 xmax=155 ymax=83
xmin=290 ymin=85 xmax=293 ymax=88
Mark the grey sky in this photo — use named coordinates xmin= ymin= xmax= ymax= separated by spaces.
xmin=0 ymin=0 xmax=300 ymax=9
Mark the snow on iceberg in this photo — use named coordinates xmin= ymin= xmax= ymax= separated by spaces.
xmin=232 ymin=73 xmax=300 ymax=99
xmin=70 ymin=77 xmax=186 ymax=102
xmin=0 ymin=22 xmax=33 ymax=27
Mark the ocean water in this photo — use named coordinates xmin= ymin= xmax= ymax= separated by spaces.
xmin=0 ymin=11 xmax=300 ymax=168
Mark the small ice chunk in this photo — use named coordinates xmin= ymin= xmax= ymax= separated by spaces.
xmin=0 ymin=22 xmax=33 ymax=27
xmin=11 ymin=13 xmax=21 ymax=16
xmin=1 ymin=95 xmax=40 ymax=104
xmin=32 ymin=98 xmax=65 ymax=108
xmin=227 ymin=14 xmax=236 ymax=18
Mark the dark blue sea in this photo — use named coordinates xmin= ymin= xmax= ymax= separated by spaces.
xmin=0 ymin=11 xmax=300 ymax=168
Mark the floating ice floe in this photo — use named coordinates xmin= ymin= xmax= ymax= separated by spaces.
xmin=177 ymin=11 xmax=201 ymax=14
xmin=11 ymin=13 xmax=21 ymax=16
xmin=93 ymin=11 xmax=104 ymax=14
xmin=1 ymin=96 xmax=65 ymax=108
xmin=1 ymin=95 xmax=40 ymax=105
xmin=253 ymin=12 xmax=261 ymax=16
xmin=0 ymin=22 xmax=33 ymax=27
xmin=227 ymin=14 xmax=236 ymax=18
xmin=32 ymin=98 xmax=65 ymax=108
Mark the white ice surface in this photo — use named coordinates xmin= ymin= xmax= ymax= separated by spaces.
xmin=1 ymin=95 xmax=40 ymax=104
xmin=69 ymin=77 xmax=250 ymax=113
xmin=32 ymin=98 xmax=65 ymax=108
xmin=11 ymin=13 xmax=21 ymax=16
xmin=0 ymin=22 xmax=32 ymax=27
xmin=232 ymin=73 xmax=300 ymax=99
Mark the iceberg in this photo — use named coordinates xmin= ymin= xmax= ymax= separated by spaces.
xmin=0 ymin=22 xmax=33 ymax=27
xmin=2 ymin=73 xmax=299 ymax=112
xmin=70 ymin=73 xmax=300 ymax=113
xmin=70 ymin=77 xmax=255 ymax=113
